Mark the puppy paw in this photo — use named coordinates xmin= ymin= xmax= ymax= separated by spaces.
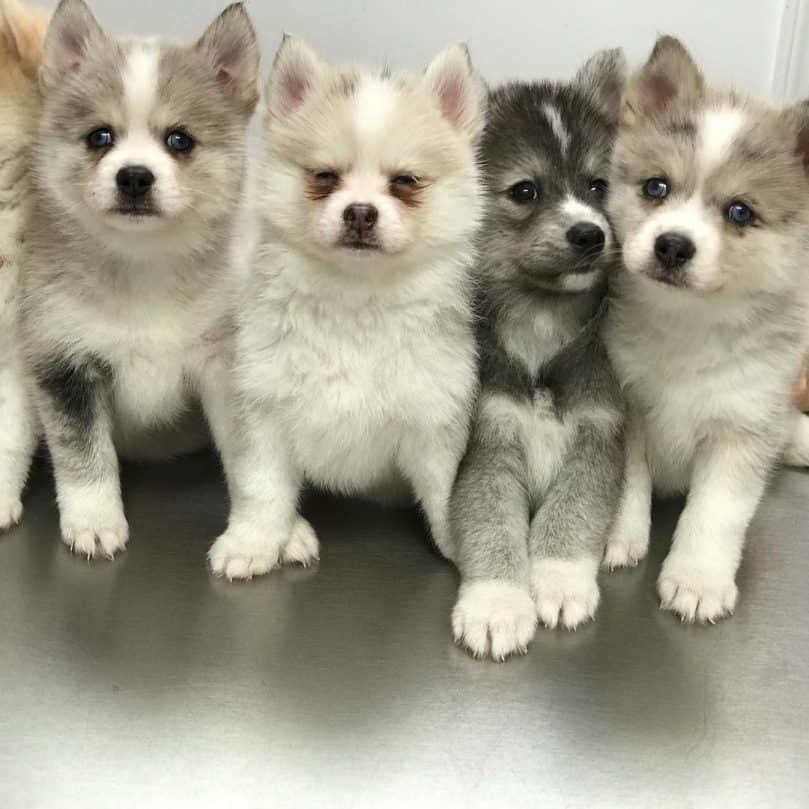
xmin=0 ymin=496 xmax=23 ymax=532
xmin=603 ymin=533 xmax=649 ymax=570
xmin=452 ymin=580 xmax=537 ymax=662
xmin=280 ymin=518 xmax=320 ymax=567
xmin=209 ymin=518 xmax=320 ymax=581
xmin=658 ymin=555 xmax=738 ymax=624
xmin=531 ymin=557 xmax=600 ymax=630
xmin=61 ymin=513 xmax=129 ymax=560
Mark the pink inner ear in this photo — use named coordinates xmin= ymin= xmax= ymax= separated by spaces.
xmin=280 ymin=71 xmax=309 ymax=114
xmin=797 ymin=126 xmax=809 ymax=172
xmin=644 ymin=72 xmax=677 ymax=112
xmin=437 ymin=71 xmax=465 ymax=125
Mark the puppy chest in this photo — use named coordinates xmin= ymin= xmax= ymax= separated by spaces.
xmin=522 ymin=393 xmax=576 ymax=498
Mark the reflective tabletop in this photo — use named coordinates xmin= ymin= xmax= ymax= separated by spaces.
xmin=1 ymin=453 xmax=807 ymax=808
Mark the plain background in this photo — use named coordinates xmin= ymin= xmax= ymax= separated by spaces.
xmin=79 ymin=0 xmax=808 ymax=100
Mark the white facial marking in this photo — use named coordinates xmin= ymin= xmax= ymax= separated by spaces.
xmin=542 ymin=103 xmax=570 ymax=154
xmin=562 ymin=269 xmax=602 ymax=292
xmin=354 ymin=76 xmax=396 ymax=140
xmin=699 ymin=107 xmax=745 ymax=175
xmin=123 ymin=41 xmax=160 ymax=127
xmin=560 ymin=195 xmax=611 ymax=245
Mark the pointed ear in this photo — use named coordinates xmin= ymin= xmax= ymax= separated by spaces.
xmin=0 ymin=0 xmax=50 ymax=78
xmin=573 ymin=48 xmax=628 ymax=127
xmin=423 ymin=43 xmax=487 ymax=141
xmin=789 ymin=102 xmax=809 ymax=175
xmin=265 ymin=35 xmax=326 ymax=119
xmin=622 ymin=36 xmax=704 ymax=126
xmin=196 ymin=3 xmax=259 ymax=114
xmin=40 ymin=0 xmax=106 ymax=91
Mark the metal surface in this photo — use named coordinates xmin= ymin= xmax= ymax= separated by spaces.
xmin=0 ymin=452 xmax=807 ymax=809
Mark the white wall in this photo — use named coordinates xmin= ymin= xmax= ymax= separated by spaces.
xmin=83 ymin=0 xmax=805 ymax=100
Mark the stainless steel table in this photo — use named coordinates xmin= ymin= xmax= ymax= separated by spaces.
xmin=1 ymin=453 xmax=807 ymax=808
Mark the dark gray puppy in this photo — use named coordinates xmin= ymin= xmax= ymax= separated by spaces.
xmin=450 ymin=50 xmax=627 ymax=660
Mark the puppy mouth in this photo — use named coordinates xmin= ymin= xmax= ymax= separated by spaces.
xmin=337 ymin=237 xmax=382 ymax=252
xmin=109 ymin=205 xmax=162 ymax=219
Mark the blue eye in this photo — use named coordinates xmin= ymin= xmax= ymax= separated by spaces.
xmin=509 ymin=180 xmax=538 ymax=204
xmin=643 ymin=177 xmax=669 ymax=200
xmin=87 ymin=128 xmax=114 ymax=149
xmin=727 ymin=201 xmax=754 ymax=226
xmin=166 ymin=130 xmax=194 ymax=154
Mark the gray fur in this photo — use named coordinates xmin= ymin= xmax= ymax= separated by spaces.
xmin=451 ymin=53 xmax=627 ymax=652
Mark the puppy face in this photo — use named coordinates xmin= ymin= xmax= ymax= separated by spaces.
xmin=261 ymin=38 xmax=485 ymax=273
xmin=480 ymin=49 xmax=626 ymax=294
xmin=36 ymin=0 xmax=258 ymax=244
xmin=610 ymin=37 xmax=809 ymax=297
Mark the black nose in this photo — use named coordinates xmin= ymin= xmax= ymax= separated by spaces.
xmin=116 ymin=166 xmax=155 ymax=199
xmin=566 ymin=222 xmax=605 ymax=254
xmin=655 ymin=233 xmax=696 ymax=270
xmin=343 ymin=204 xmax=378 ymax=235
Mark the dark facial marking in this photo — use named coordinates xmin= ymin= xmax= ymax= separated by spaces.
xmin=307 ymin=170 xmax=341 ymax=201
xmin=389 ymin=174 xmax=425 ymax=208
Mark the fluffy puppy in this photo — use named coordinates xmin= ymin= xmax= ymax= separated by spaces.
xmin=604 ymin=37 xmax=809 ymax=622
xmin=451 ymin=51 xmax=627 ymax=660
xmin=0 ymin=0 xmax=48 ymax=531
xmin=21 ymin=0 xmax=258 ymax=557
xmin=208 ymin=38 xmax=485 ymax=579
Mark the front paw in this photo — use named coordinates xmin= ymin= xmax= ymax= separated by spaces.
xmin=603 ymin=532 xmax=649 ymax=570
xmin=0 ymin=495 xmax=23 ymax=532
xmin=209 ymin=517 xmax=320 ymax=581
xmin=531 ymin=557 xmax=600 ymax=630
xmin=61 ymin=512 xmax=129 ymax=559
xmin=658 ymin=554 xmax=738 ymax=624
xmin=452 ymin=580 xmax=537 ymax=661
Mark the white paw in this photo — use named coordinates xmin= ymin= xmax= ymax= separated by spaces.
xmin=61 ymin=513 xmax=129 ymax=560
xmin=452 ymin=580 xmax=537 ymax=661
xmin=209 ymin=517 xmax=320 ymax=581
xmin=0 ymin=496 xmax=23 ymax=532
xmin=658 ymin=554 xmax=738 ymax=624
xmin=603 ymin=532 xmax=649 ymax=570
xmin=531 ymin=557 xmax=600 ymax=630
xmin=280 ymin=518 xmax=320 ymax=567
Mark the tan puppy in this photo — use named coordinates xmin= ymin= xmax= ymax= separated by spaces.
xmin=0 ymin=0 xmax=48 ymax=531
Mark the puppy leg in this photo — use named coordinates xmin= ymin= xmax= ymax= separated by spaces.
xmin=34 ymin=355 xmax=128 ymax=559
xmin=450 ymin=416 xmax=536 ymax=661
xmin=783 ymin=413 xmax=809 ymax=467
xmin=658 ymin=435 xmax=773 ymax=623
xmin=207 ymin=400 xmax=315 ymax=580
xmin=603 ymin=409 xmax=652 ymax=569
xmin=399 ymin=420 xmax=469 ymax=563
xmin=530 ymin=418 xmax=623 ymax=630
xmin=0 ymin=354 xmax=38 ymax=531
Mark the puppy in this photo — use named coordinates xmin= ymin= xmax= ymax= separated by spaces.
xmin=450 ymin=51 xmax=627 ymax=660
xmin=20 ymin=0 xmax=258 ymax=557
xmin=604 ymin=37 xmax=809 ymax=622
xmin=0 ymin=0 xmax=47 ymax=531
xmin=208 ymin=38 xmax=485 ymax=579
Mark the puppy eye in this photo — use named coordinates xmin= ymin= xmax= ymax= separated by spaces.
xmin=392 ymin=174 xmax=417 ymax=186
xmin=87 ymin=127 xmax=114 ymax=149
xmin=590 ymin=178 xmax=608 ymax=195
xmin=642 ymin=177 xmax=669 ymax=200
xmin=315 ymin=171 xmax=339 ymax=183
xmin=726 ymin=201 xmax=754 ymax=226
xmin=166 ymin=130 xmax=195 ymax=154
xmin=509 ymin=180 xmax=538 ymax=204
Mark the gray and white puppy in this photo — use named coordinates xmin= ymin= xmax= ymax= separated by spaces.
xmin=20 ymin=0 xmax=258 ymax=558
xmin=451 ymin=51 xmax=627 ymax=660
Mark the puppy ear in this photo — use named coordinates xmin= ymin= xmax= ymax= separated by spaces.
xmin=573 ymin=48 xmax=628 ymax=127
xmin=423 ymin=43 xmax=487 ymax=141
xmin=40 ymin=0 xmax=106 ymax=91
xmin=622 ymin=36 xmax=704 ymax=125
xmin=265 ymin=35 xmax=326 ymax=119
xmin=196 ymin=3 xmax=259 ymax=114
xmin=0 ymin=0 xmax=49 ymax=79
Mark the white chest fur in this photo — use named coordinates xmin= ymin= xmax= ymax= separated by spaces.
xmin=237 ymin=261 xmax=477 ymax=492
